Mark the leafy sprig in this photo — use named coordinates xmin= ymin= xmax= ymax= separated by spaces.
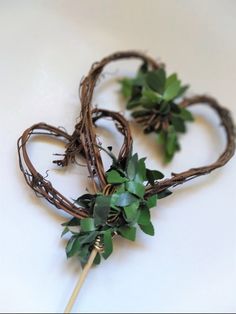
xmin=119 ymin=64 xmax=194 ymax=162
xmin=62 ymin=147 xmax=171 ymax=266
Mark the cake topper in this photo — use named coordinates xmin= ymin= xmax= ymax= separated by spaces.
xmin=17 ymin=51 xmax=235 ymax=312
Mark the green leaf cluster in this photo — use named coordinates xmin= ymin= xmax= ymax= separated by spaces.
xmin=119 ymin=64 xmax=194 ymax=162
xmin=61 ymin=149 xmax=170 ymax=267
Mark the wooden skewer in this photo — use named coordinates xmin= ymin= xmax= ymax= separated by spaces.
xmin=65 ymin=188 xmax=109 ymax=313
xmin=64 ymin=247 xmax=98 ymax=313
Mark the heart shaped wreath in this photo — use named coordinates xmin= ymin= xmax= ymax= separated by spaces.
xmin=17 ymin=51 xmax=235 ymax=311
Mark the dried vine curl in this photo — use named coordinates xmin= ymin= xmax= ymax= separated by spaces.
xmin=17 ymin=51 xmax=235 ymax=218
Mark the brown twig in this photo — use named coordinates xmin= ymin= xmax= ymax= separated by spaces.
xmin=17 ymin=51 xmax=235 ymax=219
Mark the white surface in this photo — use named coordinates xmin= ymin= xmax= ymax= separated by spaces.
xmin=0 ymin=0 xmax=235 ymax=313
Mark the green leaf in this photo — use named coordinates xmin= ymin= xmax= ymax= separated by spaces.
xmin=166 ymin=128 xmax=177 ymax=155
xmin=158 ymin=129 xmax=179 ymax=162
xmin=135 ymin=157 xmax=147 ymax=183
xmin=106 ymin=170 xmax=128 ymax=184
xmin=127 ymin=98 xmax=141 ymax=109
xmin=146 ymin=169 xmax=164 ymax=185
xmin=115 ymin=183 xmax=125 ymax=193
xmin=127 ymin=153 xmax=138 ymax=179
xmin=163 ymin=79 xmax=181 ymax=101
xmin=102 ymin=230 xmax=113 ymax=259
xmin=141 ymin=88 xmax=162 ymax=105
xmin=61 ymin=227 xmax=69 ymax=237
xmin=131 ymin=85 xmax=142 ymax=99
xmin=110 ymin=193 xmax=121 ymax=209
xmin=171 ymin=103 xmax=181 ymax=114
xmin=66 ymin=232 xmax=99 ymax=262
xmin=119 ymin=226 xmax=137 ymax=241
xmin=132 ymin=109 xmax=150 ymax=118
xmin=159 ymin=102 xmax=170 ymax=115
xmin=113 ymin=192 xmax=138 ymax=207
xmin=139 ymin=222 xmax=155 ymax=236
xmin=179 ymin=107 xmax=194 ymax=121
xmin=75 ymin=194 xmax=95 ymax=209
xmin=158 ymin=189 xmax=172 ymax=199
xmin=165 ymin=73 xmax=177 ymax=88
xmin=146 ymin=195 xmax=158 ymax=208
xmin=176 ymin=84 xmax=189 ymax=98
xmin=94 ymin=195 xmax=111 ymax=226
xmin=80 ymin=218 xmax=96 ymax=232
xmin=124 ymin=201 xmax=140 ymax=222
xmin=133 ymin=76 xmax=145 ymax=86
xmin=62 ymin=217 xmax=81 ymax=227
xmin=79 ymin=245 xmax=90 ymax=266
xmin=171 ymin=116 xmax=186 ymax=133
xmin=138 ymin=62 xmax=148 ymax=74
xmin=78 ymin=232 xmax=98 ymax=246
xmin=66 ymin=236 xmax=76 ymax=256
xmin=138 ymin=207 xmax=151 ymax=225
xmin=66 ymin=236 xmax=81 ymax=258
xmin=146 ymin=69 xmax=166 ymax=94
xmin=157 ymin=130 xmax=166 ymax=145
xmin=142 ymin=102 xmax=159 ymax=110
xmin=93 ymin=253 xmax=101 ymax=265
xmin=126 ymin=181 xmax=145 ymax=198
xmin=119 ymin=78 xmax=133 ymax=99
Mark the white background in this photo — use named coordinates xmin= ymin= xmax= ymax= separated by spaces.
xmin=0 ymin=0 xmax=235 ymax=313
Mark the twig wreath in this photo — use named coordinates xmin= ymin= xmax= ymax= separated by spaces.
xmin=17 ymin=51 xmax=235 ymax=312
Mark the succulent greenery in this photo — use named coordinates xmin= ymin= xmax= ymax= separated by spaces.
xmin=119 ymin=63 xmax=194 ymax=162
xmin=62 ymin=147 xmax=171 ymax=267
